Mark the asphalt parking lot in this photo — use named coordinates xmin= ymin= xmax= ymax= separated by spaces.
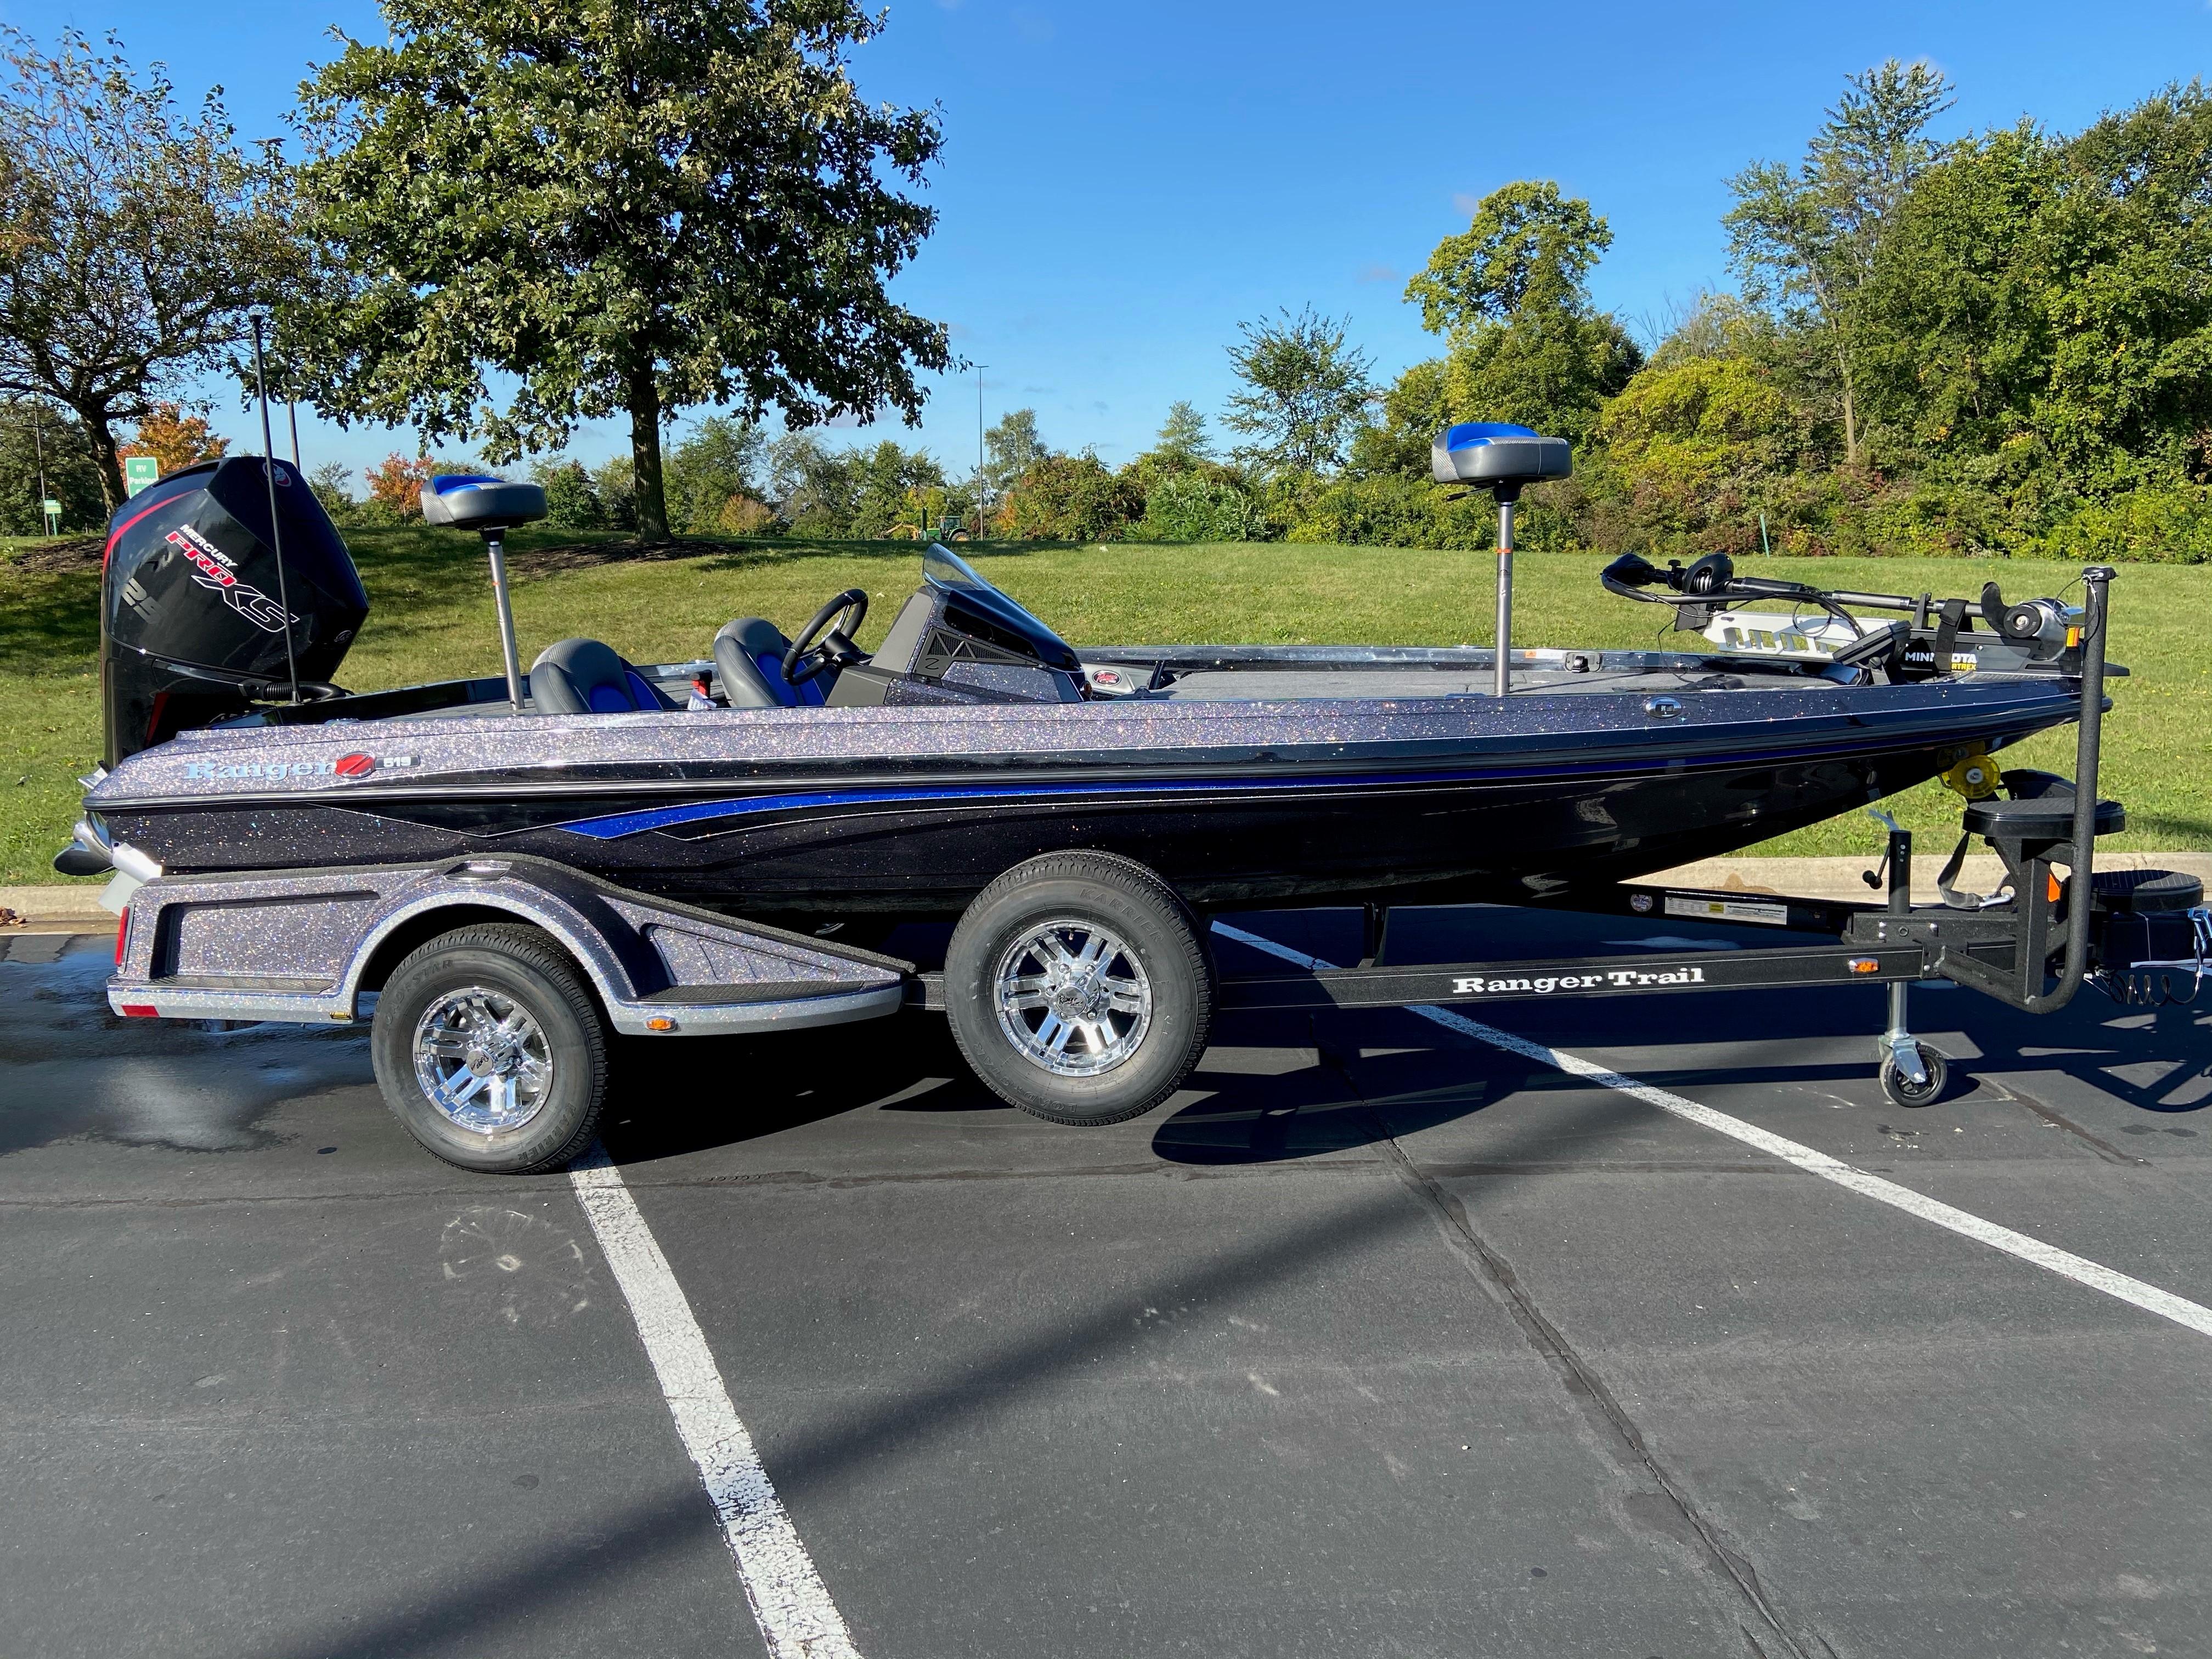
xmin=4 ymin=905 xmax=2209 ymax=1659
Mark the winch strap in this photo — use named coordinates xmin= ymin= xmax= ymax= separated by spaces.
xmin=1937 ymin=830 xmax=1982 ymax=910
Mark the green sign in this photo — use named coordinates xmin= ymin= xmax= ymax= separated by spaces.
xmin=124 ymin=456 xmax=160 ymax=495
xmin=41 ymin=499 xmax=60 ymax=515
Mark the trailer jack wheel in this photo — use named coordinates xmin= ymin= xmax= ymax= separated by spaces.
xmin=1878 ymin=1046 xmax=1950 ymax=1109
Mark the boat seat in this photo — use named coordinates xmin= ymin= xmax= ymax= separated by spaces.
xmin=713 ymin=617 xmax=826 ymax=709
xmin=527 ymin=637 xmax=680 ymax=715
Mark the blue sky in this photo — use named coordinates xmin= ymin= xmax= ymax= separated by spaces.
xmin=16 ymin=0 xmax=2212 ymax=483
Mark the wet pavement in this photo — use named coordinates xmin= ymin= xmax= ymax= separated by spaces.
xmin=3 ymin=907 xmax=2208 ymax=1658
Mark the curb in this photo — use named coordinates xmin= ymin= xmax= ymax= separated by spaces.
xmin=0 ymin=883 xmax=114 ymax=935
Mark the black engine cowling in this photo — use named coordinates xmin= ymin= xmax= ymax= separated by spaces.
xmin=100 ymin=456 xmax=369 ymax=766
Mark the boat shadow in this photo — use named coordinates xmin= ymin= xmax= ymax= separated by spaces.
xmin=589 ymin=973 xmax=2207 ymax=1170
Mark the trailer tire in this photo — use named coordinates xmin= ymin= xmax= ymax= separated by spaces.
xmin=946 ymin=851 xmax=1212 ymax=1126
xmin=371 ymin=923 xmax=608 ymax=1173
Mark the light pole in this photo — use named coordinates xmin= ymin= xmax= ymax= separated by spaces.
xmin=974 ymin=363 xmax=989 ymax=538
xmin=31 ymin=403 xmax=49 ymax=536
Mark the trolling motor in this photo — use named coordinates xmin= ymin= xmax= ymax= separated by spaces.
xmin=419 ymin=475 xmax=549 ymax=710
xmin=1601 ymin=550 xmax=2094 ymax=680
xmin=1432 ymin=423 xmax=1572 ymax=696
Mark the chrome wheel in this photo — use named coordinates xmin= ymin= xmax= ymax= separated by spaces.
xmin=411 ymin=986 xmax=556 ymax=1133
xmin=993 ymin=918 xmax=1153 ymax=1077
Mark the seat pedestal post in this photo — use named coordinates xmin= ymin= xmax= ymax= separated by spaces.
xmin=1494 ymin=491 xmax=1520 ymax=698
xmin=483 ymin=530 xmax=525 ymax=710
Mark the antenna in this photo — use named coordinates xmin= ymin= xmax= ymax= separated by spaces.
xmin=249 ymin=313 xmax=301 ymax=705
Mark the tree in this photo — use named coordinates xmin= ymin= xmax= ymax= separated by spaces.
xmin=849 ymin=439 xmax=947 ymax=538
xmin=1854 ymin=85 xmax=2212 ymax=505
xmin=1222 ymin=306 xmax=1375 ymax=476
xmin=533 ymin=460 xmax=608 ymax=531
xmin=1152 ymin=400 xmax=1214 ymax=465
xmin=121 ymin=402 xmax=228 ymax=477
xmin=663 ymin=417 xmax=765 ymax=535
xmin=0 ymin=397 xmax=105 ymax=533
xmin=284 ymin=0 xmax=950 ymax=544
xmin=307 ymin=460 xmax=357 ymax=521
xmin=1406 ymin=180 xmax=1612 ymax=334
xmin=1726 ymin=59 xmax=1956 ymax=467
xmin=365 ymin=454 xmax=432 ymax=518
xmin=982 ymin=408 xmax=1049 ymax=496
xmin=1404 ymin=182 xmax=1641 ymax=446
xmin=0 ymin=29 xmax=291 ymax=509
xmin=1347 ymin=359 xmax=1452 ymax=478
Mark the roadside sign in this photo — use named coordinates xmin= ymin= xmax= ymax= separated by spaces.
xmin=41 ymin=498 xmax=60 ymax=515
xmin=124 ymin=456 xmax=160 ymax=495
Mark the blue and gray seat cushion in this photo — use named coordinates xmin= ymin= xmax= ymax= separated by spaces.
xmin=527 ymin=637 xmax=683 ymax=715
xmin=712 ymin=616 xmax=825 ymax=709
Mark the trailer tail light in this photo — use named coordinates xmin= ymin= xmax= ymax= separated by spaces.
xmin=115 ymin=913 xmax=129 ymax=966
xmin=119 ymin=1004 xmax=157 ymax=1018
xmin=1848 ymin=958 xmax=1880 ymax=974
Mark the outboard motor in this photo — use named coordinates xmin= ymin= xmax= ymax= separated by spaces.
xmin=99 ymin=456 xmax=369 ymax=767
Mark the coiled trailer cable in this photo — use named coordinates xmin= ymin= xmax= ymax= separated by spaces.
xmin=2093 ymin=906 xmax=2212 ymax=1007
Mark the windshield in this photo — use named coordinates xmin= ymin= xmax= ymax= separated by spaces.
xmin=921 ymin=544 xmax=1080 ymax=670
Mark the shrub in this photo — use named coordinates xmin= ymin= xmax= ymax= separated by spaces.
xmin=1286 ymin=475 xmax=1492 ymax=549
xmin=1129 ymin=470 xmax=1265 ymax=542
xmin=997 ymin=454 xmax=1143 ymax=541
xmin=2032 ymin=486 xmax=2212 ymax=564
xmin=717 ymin=494 xmax=779 ymax=535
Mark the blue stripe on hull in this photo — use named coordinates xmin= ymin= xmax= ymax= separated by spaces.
xmin=552 ymin=719 xmax=2023 ymax=841
xmin=560 ymin=771 xmax=1471 ymax=840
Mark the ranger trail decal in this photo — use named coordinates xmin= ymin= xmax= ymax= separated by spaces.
xmin=1451 ymin=966 xmax=1708 ymax=995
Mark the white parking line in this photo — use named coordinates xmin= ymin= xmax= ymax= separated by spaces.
xmin=572 ymin=1149 xmax=864 ymax=1659
xmin=1213 ymin=921 xmax=2212 ymax=1341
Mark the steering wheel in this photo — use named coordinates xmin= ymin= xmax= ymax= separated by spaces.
xmin=782 ymin=588 xmax=870 ymax=686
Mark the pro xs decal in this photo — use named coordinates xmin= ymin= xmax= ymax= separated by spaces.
xmin=166 ymin=525 xmax=297 ymax=635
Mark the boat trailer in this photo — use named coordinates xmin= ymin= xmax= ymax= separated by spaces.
xmin=93 ymin=565 xmax=2208 ymax=1163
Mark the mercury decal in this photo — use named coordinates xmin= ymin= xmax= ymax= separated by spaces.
xmin=165 ymin=526 xmax=296 ymax=634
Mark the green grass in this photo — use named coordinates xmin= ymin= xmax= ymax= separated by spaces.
xmin=4 ymin=527 xmax=2205 ymax=884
